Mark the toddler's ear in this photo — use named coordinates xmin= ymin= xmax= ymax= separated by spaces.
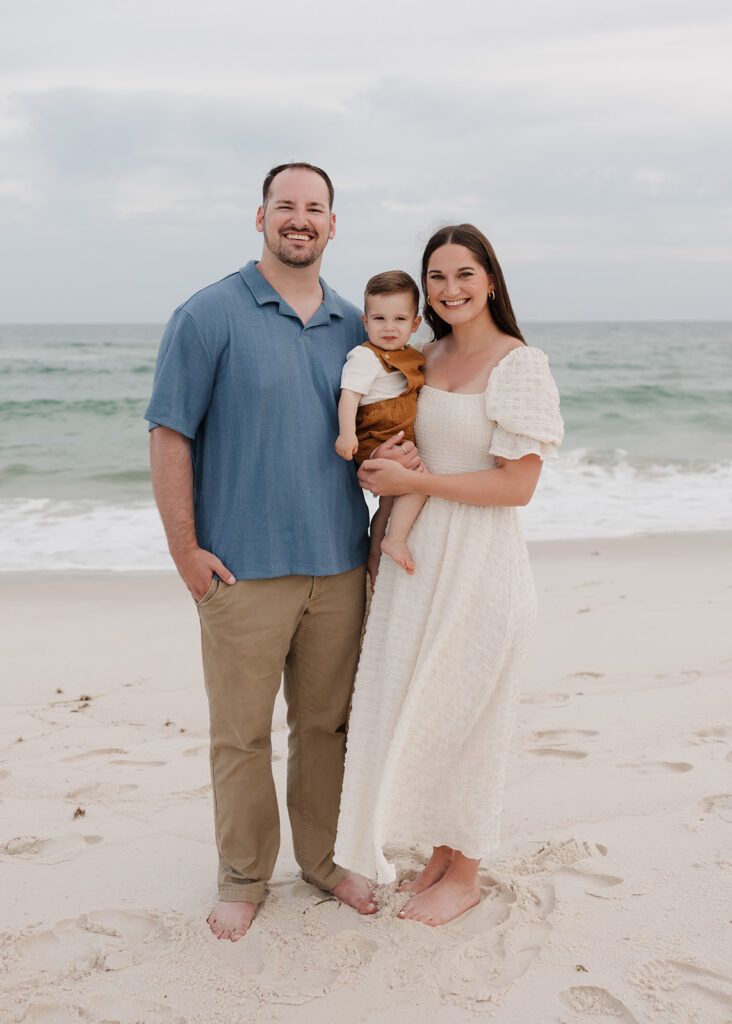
xmin=412 ymin=315 xmax=422 ymax=333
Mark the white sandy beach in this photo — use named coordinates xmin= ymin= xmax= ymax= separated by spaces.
xmin=1 ymin=534 xmax=731 ymax=1024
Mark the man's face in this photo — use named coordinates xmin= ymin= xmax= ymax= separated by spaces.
xmin=256 ymin=168 xmax=336 ymax=269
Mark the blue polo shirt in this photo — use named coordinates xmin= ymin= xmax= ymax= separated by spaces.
xmin=145 ymin=261 xmax=370 ymax=579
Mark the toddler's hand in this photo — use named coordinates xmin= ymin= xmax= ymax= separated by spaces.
xmin=335 ymin=433 xmax=359 ymax=460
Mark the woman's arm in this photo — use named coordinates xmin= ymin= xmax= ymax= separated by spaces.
xmin=357 ymin=453 xmax=542 ymax=507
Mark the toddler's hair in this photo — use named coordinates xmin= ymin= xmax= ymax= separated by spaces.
xmin=364 ymin=271 xmax=420 ymax=312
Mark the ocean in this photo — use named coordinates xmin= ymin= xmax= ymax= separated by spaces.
xmin=2 ymin=322 xmax=731 ymax=572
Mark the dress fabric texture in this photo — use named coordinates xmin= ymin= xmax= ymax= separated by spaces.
xmin=334 ymin=346 xmax=564 ymax=884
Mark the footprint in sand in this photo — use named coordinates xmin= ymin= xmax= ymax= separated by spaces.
xmin=61 ymin=748 xmax=128 ymax=763
xmin=559 ymin=985 xmax=640 ymax=1022
xmin=520 ymin=692 xmax=571 ymax=707
xmin=534 ymin=728 xmax=599 ymax=741
xmin=630 ymin=959 xmax=732 ymax=1023
xmin=528 ymin=748 xmax=588 ymax=760
xmin=66 ymin=782 xmax=139 ymax=800
xmin=171 ymin=783 xmax=212 ymax=801
xmin=432 ymin=883 xmax=555 ymax=1003
xmin=618 ymin=760 xmax=693 ymax=775
xmin=689 ymin=726 xmax=730 ymax=745
xmin=2 ymin=833 xmax=103 ymax=862
xmin=3 ymin=908 xmax=168 ymax=981
xmin=431 ymin=839 xmax=603 ymax=1005
xmin=698 ymin=794 xmax=732 ymax=822
xmin=110 ymin=759 xmax=167 ymax=767
xmin=558 ymin=865 xmax=624 ymax=900
xmin=528 ymin=728 xmax=598 ymax=760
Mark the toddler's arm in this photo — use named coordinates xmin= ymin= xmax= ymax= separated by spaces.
xmin=335 ymin=389 xmax=361 ymax=460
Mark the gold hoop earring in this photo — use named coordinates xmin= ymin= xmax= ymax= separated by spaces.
xmin=426 ymin=297 xmax=432 ymax=307
xmin=489 ymin=290 xmax=496 ymax=301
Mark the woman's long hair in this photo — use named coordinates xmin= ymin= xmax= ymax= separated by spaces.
xmin=420 ymin=224 xmax=525 ymax=343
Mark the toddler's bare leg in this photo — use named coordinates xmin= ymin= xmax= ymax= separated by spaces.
xmin=380 ymin=492 xmax=427 ymax=574
xmin=367 ymin=497 xmax=393 ymax=590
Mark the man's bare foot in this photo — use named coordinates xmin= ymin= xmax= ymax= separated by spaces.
xmin=398 ymin=874 xmax=480 ymax=926
xmin=331 ymin=873 xmax=378 ymax=914
xmin=399 ymin=846 xmax=454 ymax=894
xmin=207 ymin=900 xmax=258 ymax=941
xmin=380 ymin=536 xmax=415 ymax=574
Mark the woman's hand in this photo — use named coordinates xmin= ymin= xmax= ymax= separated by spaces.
xmin=370 ymin=431 xmax=422 ymax=470
xmin=358 ymin=458 xmax=423 ymax=497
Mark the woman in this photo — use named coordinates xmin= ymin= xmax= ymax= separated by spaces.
xmin=334 ymin=224 xmax=564 ymax=926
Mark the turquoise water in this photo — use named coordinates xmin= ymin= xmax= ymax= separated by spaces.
xmin=2 ymin=321 xmax=731 ymax=569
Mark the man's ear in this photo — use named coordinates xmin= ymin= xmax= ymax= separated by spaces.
xmin=255 ymin=205 xmax=265 ymax=233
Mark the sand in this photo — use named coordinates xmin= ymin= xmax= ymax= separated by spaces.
xmin=1 ymin=534 xmax=731 ymax=1024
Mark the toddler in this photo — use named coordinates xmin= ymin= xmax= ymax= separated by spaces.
xmin=335 ymin=271 xmax=427 ymax=577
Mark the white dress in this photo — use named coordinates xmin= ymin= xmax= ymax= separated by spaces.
xmin=334 ymin=346 xmax=564 ymax=883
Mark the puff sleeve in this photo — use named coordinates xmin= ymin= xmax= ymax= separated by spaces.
xmin=485 ymin=347 xmax=564 ymax=461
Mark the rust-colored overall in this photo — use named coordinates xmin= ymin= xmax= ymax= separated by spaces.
xmin=354 ymin=341 xmax=425 ymax=465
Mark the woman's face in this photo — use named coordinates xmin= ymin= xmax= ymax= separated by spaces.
xmin=425 ymin=244 xmax=494 ymax=328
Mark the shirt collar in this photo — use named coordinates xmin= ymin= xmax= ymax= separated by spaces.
xmin=239 ymin=260 xmax=344 ymax=321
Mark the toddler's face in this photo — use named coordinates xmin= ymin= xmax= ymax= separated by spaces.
xmin=363 ymin=293 xmax=422 ymax=351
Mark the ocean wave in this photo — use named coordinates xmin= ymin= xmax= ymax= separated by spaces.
xmin=522 ymin=448 xmax=732 ymax=539
xmin=0 ymin=397 xmax=147 ymax=419
xmin=2 ymin=450 xmax=731 ymax=571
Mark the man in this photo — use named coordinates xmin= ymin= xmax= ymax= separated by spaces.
xmin=146 ymin=162 xmax=419 ymax=941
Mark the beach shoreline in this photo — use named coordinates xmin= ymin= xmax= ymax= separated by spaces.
xmin=2 ymin=532 xmax=731 ymax=1022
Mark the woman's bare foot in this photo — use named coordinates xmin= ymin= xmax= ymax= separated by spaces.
xmin=398 ymin=852 xmax=481 ymax=926
xmin=207 ymin=900 xmax=258 ymax=941
xmin=398 ymin=875 xmax=480 ymax=926
xmin=331 ymin=873 xmax=378 ymax=914
xmin=380 ymin=536 xmax=415 ymax=574
xmin=399 ymin=845 xmax=454 ymax=894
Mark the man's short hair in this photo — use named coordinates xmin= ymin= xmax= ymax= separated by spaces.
xmin=262 ymin=162 xmax=335 ymax=209
xmin=364 ymin=271 xmax=420 ymax=312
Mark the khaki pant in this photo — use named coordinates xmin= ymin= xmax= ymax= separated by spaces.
xmin=196 ymin=566 xmax=366 ymax=904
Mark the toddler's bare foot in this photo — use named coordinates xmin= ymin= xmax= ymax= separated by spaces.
xmin=207 ymin=900 xmax=258 ymax=941
xmin=397 ymin=874 xmax=480 ymax=926
xmin=399 ymin=846 xmax=454 ymax=894
xmin=380 ymin=537 xmax=415 ymax=574
xmin=331 ymin=873 xmax=378 ymax=914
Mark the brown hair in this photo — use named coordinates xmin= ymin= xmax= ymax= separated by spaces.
xmin=421 ymin=224 xmax=525 ymax=343
xmin=262 ymin=162 xmax=334 ymax=210
xmin=364 ymin=270 xmax=420 ymax=313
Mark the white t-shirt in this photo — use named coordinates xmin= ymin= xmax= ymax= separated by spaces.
xmin=340 ymin=345 xmax=409 ymax=407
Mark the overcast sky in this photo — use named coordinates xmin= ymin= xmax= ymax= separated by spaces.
xmin=2 ymin=0 xmax=730 ymax=322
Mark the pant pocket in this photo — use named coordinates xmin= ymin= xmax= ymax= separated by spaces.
xmin=196 ymin=578 xmax=220 ymax=608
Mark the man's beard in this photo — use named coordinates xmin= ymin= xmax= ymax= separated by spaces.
xmin=263 ymin=226 xmax=325 ymax=268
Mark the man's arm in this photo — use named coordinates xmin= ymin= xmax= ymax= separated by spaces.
xmin=149 ymin=426 xmax=236 ymax=600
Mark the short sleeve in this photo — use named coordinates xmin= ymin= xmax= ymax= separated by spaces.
xmin=485 ymin=347 xmax=564 ymax=461
xmin=144 ymin=309 xmax=215 ymax=438
xmin=340 ymin=345 xmax=382 ymax=396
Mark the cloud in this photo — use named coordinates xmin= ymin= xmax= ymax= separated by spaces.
xmin=1 ymin=0 xmax=730 ymax=319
